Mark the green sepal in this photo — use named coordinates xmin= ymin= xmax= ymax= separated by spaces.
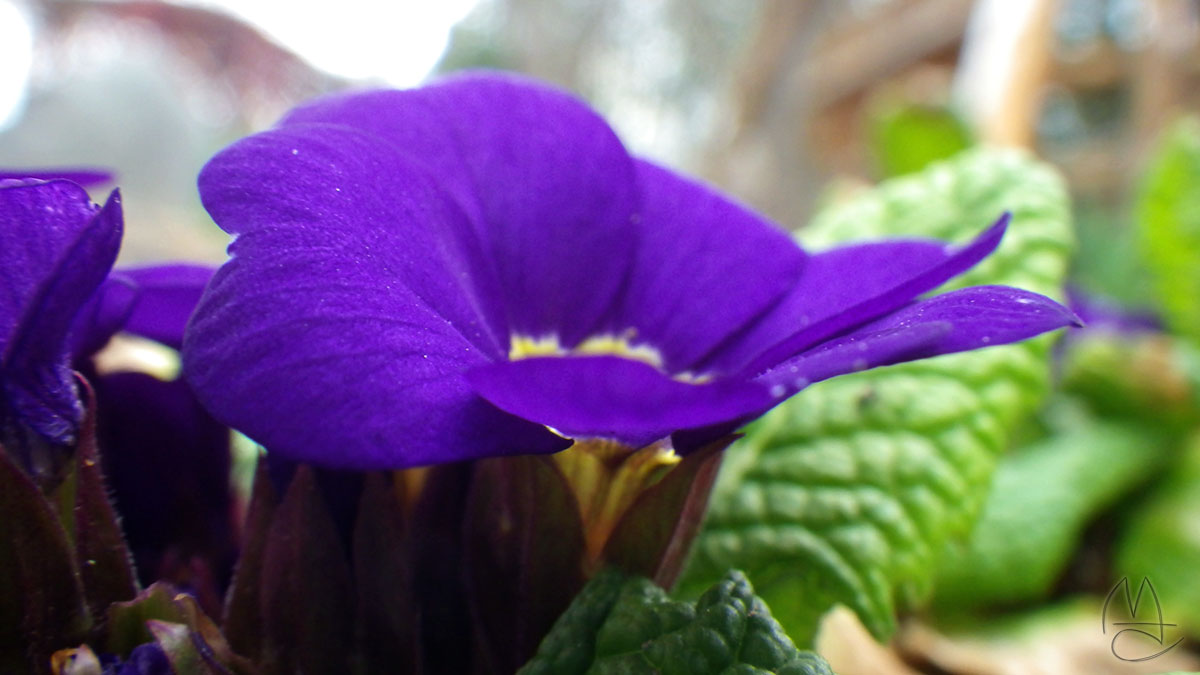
xmin=463 ymin=455 xmax=588 ymax=674
xmin=602 ymin=438 xmax=729 ymax=588
xmin=678 ymin=149 xmax=1073 ymax=646
xmin=69 ymin=379 xmax=139 ymax=620
xmin=520 ymin=569 xmax=832 ymax=675
xmin=352 ymin=471 xmax=420 ymax=673
xmin=0 ymin=439 xmax=91 ymax=673
xmin=105 ymin=582 xmax=254 ymax=674
xmin=258 ymin=464 xmax=354 ymax=673
xmin=220 ymin=456 xmax=277 ymax=663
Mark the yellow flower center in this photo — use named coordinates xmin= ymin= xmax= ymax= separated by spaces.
xmin=508 ymin=331 xmax=711 ymax=383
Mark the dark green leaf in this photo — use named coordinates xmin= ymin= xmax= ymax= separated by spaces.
xmin=679 ymin=150 xmax=1074 ymax=646
xmin=520 ymin=569 xmax=831 ymax=675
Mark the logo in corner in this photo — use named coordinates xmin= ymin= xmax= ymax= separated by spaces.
xmin=1102 ymin=576 xmax=1184 ymax=662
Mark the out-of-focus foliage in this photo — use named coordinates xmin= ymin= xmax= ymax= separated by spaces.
xmin=1137 ymin=118 xmax=1200 ymax=343
xmin=677 ymin=150 xmax=1073 ymax=647
xmin=932 ymin=419 xmax=1171 ymax=609
xmin=1116 ymin=434 xmax=1200 ymax=641
xmin=870 ymin=104 xmax=973 ymax=179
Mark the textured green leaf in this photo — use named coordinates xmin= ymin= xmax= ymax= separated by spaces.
xmin=519 ymin=569 xmax=832 ymax=675
xmin=933 ymin=420 xmax=1171 ymax=609
xmin=678 ymin=149 xmax=1073 ymax=645
xmin=870 ymin=104 xmax=972 ymax=179
xmin=1116 ymin=434 xmax=1200 ymax=640
xmin=1137 ymin=118 xmax=1200 ymax=342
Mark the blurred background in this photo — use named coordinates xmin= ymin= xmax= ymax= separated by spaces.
xmin=5 ymin=1 xmax=1200 ymax=673
xmin=3 ymin=0 xmax=1195 ymax=280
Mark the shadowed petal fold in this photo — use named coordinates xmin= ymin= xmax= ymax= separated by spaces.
xmin=467 ymin=356 xmax=775 ymax=446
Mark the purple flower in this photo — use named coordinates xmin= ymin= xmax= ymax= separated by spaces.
xmin=1 ymin=178 xmax=124 ymax=457
xmin=184 ymin=72 xmax=1078 ymax=470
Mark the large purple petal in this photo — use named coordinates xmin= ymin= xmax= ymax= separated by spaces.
xmin=758 ymin=285 xmax=1079 ymax=394
xmin=703 ymin=214 xmax=1010 ymax=376
xmin=189 ymin=125 xmax=568 ymax=468
xmin=1 ymin=183 xmax=122 ymax=443
xmin=467 ymin=356 xmax=775 ymax=446
xmin=280 ymin=71 xmax=641 ymax=345
xmin=117 ymin=264 xmax=215 ymax=350
xmin=605 ymin=160 xmax=806 ymax=372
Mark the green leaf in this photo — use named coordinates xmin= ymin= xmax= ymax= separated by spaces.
xmin=933 ymin=420 xmax=1172 ymax=609
xmin=519 ymin=569 xmax=832 ymax=675
xmin=1136 ymin=117 xmax=1200 ymax=342
xmin=1115 ymin=434 xmax=1200 ymax=640
xmin=870 ymin=103 xmax=973 ymax=179
xmin=678 ymin=149 xmax=1074 ymax=646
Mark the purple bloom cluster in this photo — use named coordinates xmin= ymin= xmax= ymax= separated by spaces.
xmin=181 ymin=71 xmax=1078 ymax=470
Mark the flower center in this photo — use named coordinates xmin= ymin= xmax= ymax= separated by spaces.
xmin=508 ymin=332 xmax=665 ymax=369
xmin=551 ymin=438 xmax=681 ymax=566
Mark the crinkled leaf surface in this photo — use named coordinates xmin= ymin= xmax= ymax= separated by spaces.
xmin=677 ymin=150 xmax=1073 ymax=645
xmin=1137 ymin=118 xmax=1200 ymax=343
xmin=933 ymin=420 xmax=1171 ymax=610
xmin=519 ymin=569 xmax=832 ymax=675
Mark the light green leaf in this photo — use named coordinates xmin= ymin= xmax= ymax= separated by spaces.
xmin=1137 ymin=117 xmax=1200 ymax=342
xmin=933 ymin=420 xmax=1172 ymax=610
xmin=519 ymin=569 xmax=832 ymax=675
xmin=678 ymin=150 xmax=1073 ymax=646
xmin=870 ymin=103 xmax=973 ymax=179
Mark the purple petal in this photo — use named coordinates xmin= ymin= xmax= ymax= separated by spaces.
xmin=705 ymin=213 xmax=1010 ymax=376
xmin=1 ymin=183 xmax=122 ymax=443
xmin=605 ymin=161 xmax=806 ymax=372
xmin=759 ymin=285 xmax=1080 ymax=394
xmin=467 ymin=356 xmax=775 ymax=446
xmin=117 ymin=264 xmax=215 ymax=350
xmin=279 ymin=71 xmax=640 ymax=345
xmin=189 ymin=125 xmax=568 ymax=468
xmin=0 ymin=168 xmax=114 ymax=187
xmin=69 ymin=275 xmax=138 ymax=359
xmin=198 ymin=123 xmax=506 ymax=359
